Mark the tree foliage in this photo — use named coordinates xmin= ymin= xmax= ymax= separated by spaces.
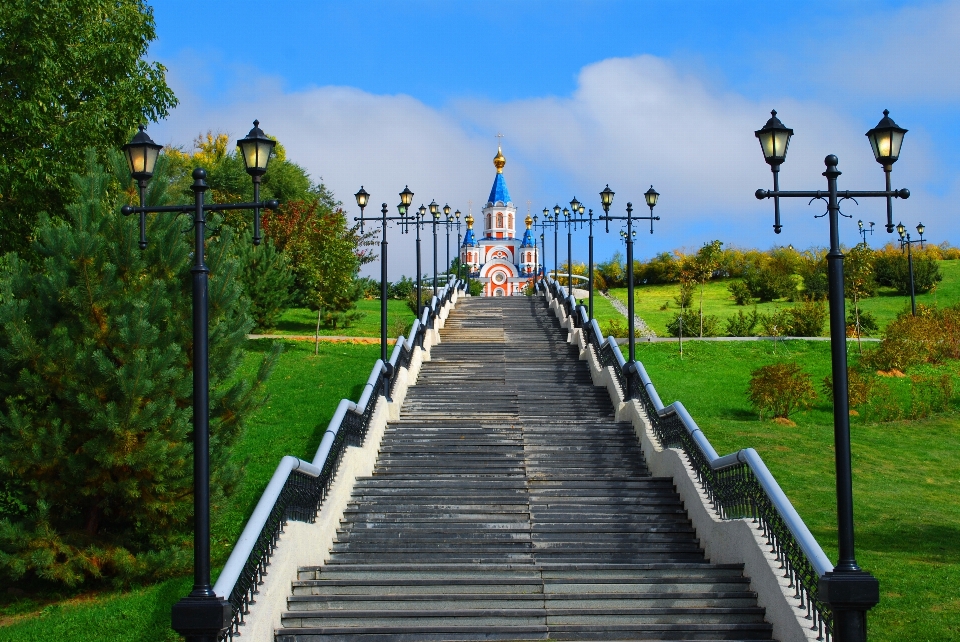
xmin=747 ymin=362 xmax=817 ymax=420
xmin=0 ymin=151 xmax=277 ymax=586
xmin=0 ymin=0 xmax=177 ymax=257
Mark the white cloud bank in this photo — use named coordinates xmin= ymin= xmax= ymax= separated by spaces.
xmin=153 ymin=50 xmax=956 ymax=279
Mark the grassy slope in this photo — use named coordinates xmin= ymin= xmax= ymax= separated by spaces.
xmin=272 ymin=298 xmax=415 ymax=337
xmin=609 ymin=259 xmax=960 ymax=337
xmin=0 ymin=340 xmax=381 ymax=642
xmin=631 ymin=340 xmax=960 ymax=641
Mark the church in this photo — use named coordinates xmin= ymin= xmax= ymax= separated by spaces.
xmin=461 ymin=146 xmax=539 ymax=296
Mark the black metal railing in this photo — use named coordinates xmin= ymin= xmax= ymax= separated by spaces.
xmin=539 ymin=276 xmax=833 ymax=640
xmin=214 ymin=279 xmax=465 ymax=640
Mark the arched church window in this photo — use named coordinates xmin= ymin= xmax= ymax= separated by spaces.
xmin=496 ymin=213 xmax=503 ymax=228
xmin=487 ymin=214 xmax=491 ymax=229
xmin=508 ymin=214 xmax=513 ymax=229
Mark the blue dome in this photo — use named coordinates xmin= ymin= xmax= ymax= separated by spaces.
xmin=487 ymin=173 xmax=511 ymax=206
xmin=462 ymin=228 xmax=477 ymax=246
xmin=520 ymin=228 xmax=534 ymax=248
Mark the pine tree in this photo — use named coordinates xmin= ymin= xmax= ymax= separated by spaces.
xmin=0 ymin=150 xmax=278 ymax=586
xmin=234 ymin=231 xmax=294 ymax=332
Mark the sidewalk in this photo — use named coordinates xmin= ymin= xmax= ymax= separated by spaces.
xmin=247 ymin=334 xmax=397 ymax=344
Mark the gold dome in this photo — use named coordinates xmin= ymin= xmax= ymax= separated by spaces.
xmin=465 ymin=212 xmax=474 ymax=228
xmin=525 ymin=214 xmax=533 ymax=229
xmin=493 ymin=145 xmax=506 ymax=173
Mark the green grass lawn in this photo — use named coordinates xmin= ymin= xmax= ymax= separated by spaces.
xmin=270 ymin=298 xmax=415 ymax=338
xmin=630 ymin=339 xmax=960 ymax=641
xmin=608 ymin=259 xmax=960 ymax=337
xmin=0 ymin=340 xmax=381 ymax=642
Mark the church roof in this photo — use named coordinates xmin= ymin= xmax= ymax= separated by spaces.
xmin=487 ymin=173 xmax=511 ymax=206
xmin=520 ymin=227 xmax=535 ymax=248
xmin=462 ymin=228 xmax=477 ymax=246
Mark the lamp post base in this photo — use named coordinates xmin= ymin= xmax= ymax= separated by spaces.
xmin=171 ymin=595 xmax=232 ymax=642
xmin=818 ymin=570 xmax=879 ymax=642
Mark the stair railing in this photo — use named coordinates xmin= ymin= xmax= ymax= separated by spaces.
xmin=212 ymin=279 xmax=464 ymax=640
xmin=541 ymin=276 xmax=834 ymax=640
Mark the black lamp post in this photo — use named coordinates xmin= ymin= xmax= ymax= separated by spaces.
xmin=897 ymin=221 xmax=926 ymax=316
xmin=454 ymin=210 xmax=462 ymax=280
xmin=463 ymin=210 xmax=475 ymax=294
xmin=429 ymin=200 xmax=440 ymax=293
xmin=398 ymin=187 xmax=419 ymax=314
xmin=599 ymin=185 xmax=660 ymax=398
xmin=755 ymin=109 xmax=910 ymax=642
xmin=857 ymin=220 xmax=875 ymax=247
xmin=534 ymin=210 xmax=551 ymax=279
xmin=567 ymin=198 xmax=597 ymax=314
xmin=551 ymin=204 xmax=561 ymax=280
xmin=354 ymin=193 xmax=412 ymax=397
xmin=443 ymin=203 xmax=452 ymax=283
xmin=122 ymin=122 xmax=280 ymax=642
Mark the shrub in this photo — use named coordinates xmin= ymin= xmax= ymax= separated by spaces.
xmin=729 ymin=280 xmax=752 ymax=305
xmin=743 ymin=264 xmax=793 ymax=302
xmin=389 ymin=276 xmax=414 ymax=299
xmin=758 ymin=309 xmax=791 ymax=337
xmin=667 ymin=308 xmax=720 ymax=337
xmin=875 ymin=248 xmax=943 ymax=294
xmin=674 ymin=284 xmax=693 ymax=309
xmin=468 ymin=279 xmax=483 ymax=296
xmin=865 ymin=304 xmax=960 ymax=372
xmin=785 ymin=298 xmax=827 ymax=337
xmin=846 ymin=309 xmax=878 ymax=337
xmin=908 ymin=374 xmax=954 ymax=420
xmin=747 ymin=362 xmax=817 ymax=420
xmin=821 ymin=368 xmax=875 ymax=408
xmin=726 ymin=309 xmax=760 ymax=337
xmin=604 ymin=317 xmax=643 ymax=338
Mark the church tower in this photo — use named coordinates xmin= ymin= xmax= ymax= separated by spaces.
xmin=461 ymin=144 xmax=539 ymax=296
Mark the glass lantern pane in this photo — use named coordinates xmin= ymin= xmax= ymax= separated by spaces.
xmin=890 ymin=131 xmax=905 ymax=159
xmin=774 ymin=131 xmax=791 ymax=158
xmin=145 ymin=147 xmax=160 ymax=174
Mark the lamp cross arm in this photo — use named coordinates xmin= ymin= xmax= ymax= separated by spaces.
xmin=755 ymin=188 xmax=910 ymax=200
xmin=121 ymin=199 xmax=280 ymax=216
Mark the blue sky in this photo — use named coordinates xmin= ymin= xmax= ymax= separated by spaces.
xmin=149 ymin=1 xmax=960 ymax=278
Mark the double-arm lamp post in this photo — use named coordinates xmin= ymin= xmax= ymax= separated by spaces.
xmin=354 ymin=188 xmax=418 ymax=397
xmin=598 ymin=185 xmax=660 ymax=396
xmin=857 ymin=220 xmax=875 ymax=247
xmin=428 ymin=200 xmax=441 ymax=292
xmin=566 ymin=198 xmax=599 ymax=316
xmin=121 ymin=121 xmax=280 ymax=642
xmin=897 ymin=221 xmax=926 ymax=316
xmin=533 ymin=214 xmax=552 ymax=279
xmin=754 ymin=109 xmax=910 ymax=642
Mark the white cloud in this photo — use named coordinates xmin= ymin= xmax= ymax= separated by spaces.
xmin=152 ymin=52 xmax=957 ymax=279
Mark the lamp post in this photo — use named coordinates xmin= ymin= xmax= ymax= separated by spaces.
xmin=896 ymin=221 xmax=925 ymax=316
xmin=355 ymin=193 xmax=412 ymax=398
xmin=443 ymin=203 xmax=452 ymax=283
xmin=454 ymin=209 xmax=462 ymax=280
xmin=567 ymin=198 xmax=597 ymax=315
xmin=754 ymin=109 xmax=910 ymax=642
xmin=122 ymin=122 xmax=280 ymax=642
xmin=857 ymin=220 xmax=875 ymax=247
xmin=429 ymin=200 xmax=440 ymax=293
xmin=599 ymin=185 xmax=660 ymax=398
xmin=534 ymin=210 xmax=551 ymax=279
xmin=463 ymin=210 xmax=474 ymax=294
xmin=398 ymin=187 xmax=419 ymax=314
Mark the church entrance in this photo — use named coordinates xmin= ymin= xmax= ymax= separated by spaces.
xmin=494 ymin=288 xmax=505 ymax=296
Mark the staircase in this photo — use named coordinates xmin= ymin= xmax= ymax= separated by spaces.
xmin=276 ymin=297 xmax=775 ymax=641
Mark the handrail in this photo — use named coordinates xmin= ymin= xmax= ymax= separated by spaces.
xmin=214 ymin=279 xmax=464 ymax=640
xmin=541 ymin=284 xmax=834 ymax=641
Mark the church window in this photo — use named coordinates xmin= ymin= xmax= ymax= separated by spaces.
xmin=496 ymin=213 xmax=503 ymax=228
xmin=508 ymin=214 xmax=513 ymax=229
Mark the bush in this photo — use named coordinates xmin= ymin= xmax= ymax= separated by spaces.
xmin=747 ymin=362 xmax=817 ymax=420
xmin=604 ymin=317 xmax=645 ymax=338
xmin=821 ymin=368 xmax=875 ymax=408
xmin=758 ymin=309 xmax=790 ymax=337
xmin=875 ymin=248 xmax=943 ymax=294
xmin=865 ymin=304 xmax=960 ymax=372
xmin=846 ymin=309 xmax=878 ymax=337
xmin=908 ymin=374 xmax=954 ymax=420
xmin=468 ymin=279 xmax=483 ymax=296
xmin=743 ymin=264 xmax=793 ymax=302
xmin=674 ymin=284 xmax=693 ymax=309
xmin=784 ymin=298 xmax=827 ymax=337
xmin=726 ymin=309 xmax=760 ymax=337
xmin=389 ymin=276 xmax=414 ymax=299
xmin=729 ymin=280 xmax=752 ymax=305
xmin=667 ymin=308 xmax=720 ymax=337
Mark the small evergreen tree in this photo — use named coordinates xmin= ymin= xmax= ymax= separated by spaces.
xmin=234 ymin=232 xmax=294 ymax=331
xmin=0 ymin=151 xmax=278 ymax=586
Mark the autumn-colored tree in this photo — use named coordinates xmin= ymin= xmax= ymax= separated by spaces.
xmin=262 ymin=199 xmax=376 ymax=329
